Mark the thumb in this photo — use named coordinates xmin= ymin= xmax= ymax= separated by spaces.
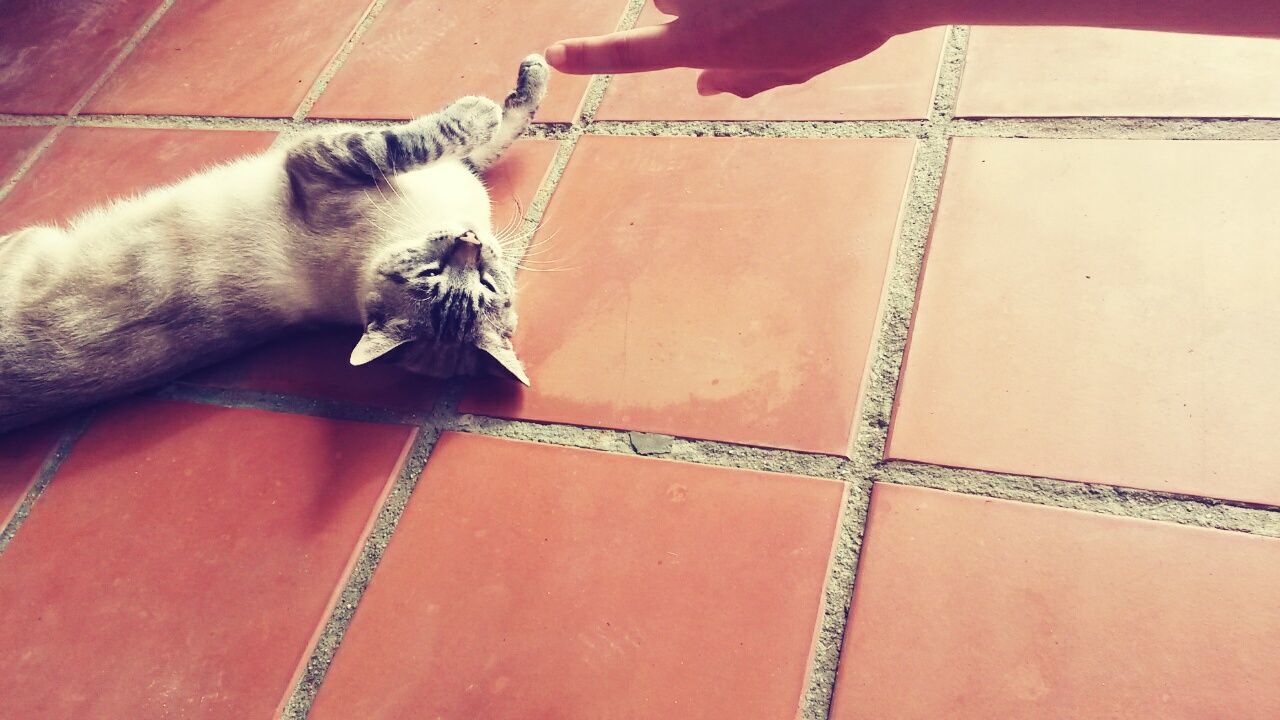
xmin=695 ymin=68 xmax=819 ymax=98
xmin=546 ymin=23 xmax=687 ymax=74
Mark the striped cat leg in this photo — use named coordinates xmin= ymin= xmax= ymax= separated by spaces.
xmin=286 ymin=95 xmax=502 ymax=196
xmin=465 ymin=54 xmax=550 ymax=172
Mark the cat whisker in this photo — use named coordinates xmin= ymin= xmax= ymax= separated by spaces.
xmin=515 ymin=264 xmax=578 ymax=272
xmin=376 ymin=167 xmax=432 ymax=227
xmin=361 ymin=191 xmax=414 ymax=235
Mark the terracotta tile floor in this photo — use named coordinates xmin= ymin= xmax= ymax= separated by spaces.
xmin=888 ymin=137 xmax=1280 ymax=507
xmin=462 ymin=135 xmax=916 ymax=454
xmin=0 ymin=401 xmax=414 ymax=717
xmin=958 ymin=27 xmax=1280 ymax=118
xmin=85 ymin=0 xmax=375 ymax=118
xmin=2 ymin=7 xmax=1280 ymax=718
xmin=310 ymin=433 xmax=844 ymax=718
xmin=830 ymin=484 xmax=1280 ymax=718
xmin=310 ymin=0 xmax=629 ymax=123
xmin=0 ymin=0 xmax=163 ymax=114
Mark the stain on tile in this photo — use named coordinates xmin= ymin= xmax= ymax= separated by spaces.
xmin=464 ymin=135 xmax=916 ymax=454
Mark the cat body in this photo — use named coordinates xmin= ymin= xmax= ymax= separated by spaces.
xmin=0 ymin=56 xmax=547 ymax=433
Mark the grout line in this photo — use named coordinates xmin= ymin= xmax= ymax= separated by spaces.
xmin=0 ymin=0 xmax=176 ymax=205
xmin=880 ymin=461 xmax=1280 ymax=538
xmin=155 ymin=383 xmax=426 ymax=426
xmin=798 ymin=25 xmax=970 ymax=720
xmin=0 ymin=413 xmax=94 ymax=555
xmin=0 ymin=124 xmax=66 ymax=205
xmin=795 ymin=478 xmax=872 ymax=720
xmin=278 ymin=424 xmax=443 ymax=719
xmin=949 ymin=116 xmax=1280 ymax=140
xmin=585 ymin=119 xmax=929 ymax=138
xmin=70 ymin=113 xmax=295 ymax=131
xmin=10 ymin=114 xmax=1280 ymax=140
xmin=571 ymin=0 xmax=650 ymax=126
xmin=66 ymin=0 xmax=178 ymax=117
xmin=293 ymin=0 xmax=391 ymax=121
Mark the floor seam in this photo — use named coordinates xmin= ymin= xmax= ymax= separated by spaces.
xmin=0 ymin=413 xmax=95 ymax=556
xmin=293 ymin=0 xmax=391 ymax=121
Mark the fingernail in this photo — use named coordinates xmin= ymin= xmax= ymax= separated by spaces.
xmin=545 ymin=43 xmax=567 ymax=68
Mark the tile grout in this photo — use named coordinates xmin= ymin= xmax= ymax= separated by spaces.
xmin=797 ymin=24 xmax=972 ymax=720
xmin=277 ymin=423 xmax=443 ymax=719
xmin=292 ymin=0 xmax=391 ymax=121
xmin=0 ymin=413 xmax=95 ymax=556
xmin=0 ymin=0 xmax=176 ymax=205
xmin=12 ymin=112 xmax=1280 ymax=140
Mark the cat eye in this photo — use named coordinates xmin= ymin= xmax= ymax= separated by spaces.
xmin=479 ymin=274 xmax=496 ymax=292
xmin=416 ymin=264 xmax=443 ymax=278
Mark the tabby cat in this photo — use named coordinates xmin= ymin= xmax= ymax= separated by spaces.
xmin=0 ymin=56 xmax=549 ymax=433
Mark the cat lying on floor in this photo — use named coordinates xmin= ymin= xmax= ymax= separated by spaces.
xmin=0 ymin=56 xmax=549 ymax=434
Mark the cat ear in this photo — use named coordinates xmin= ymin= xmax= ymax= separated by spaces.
xmin=478 ymin=331 xmax=530 ymax=386
xmin=350 ymin=326 xmax=411 ymax=366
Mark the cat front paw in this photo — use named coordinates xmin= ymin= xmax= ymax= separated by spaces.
xmin=443 ymin=95 xmax=503 ymax=149
xmin=509 ymin=54 xmax=550 ymax=109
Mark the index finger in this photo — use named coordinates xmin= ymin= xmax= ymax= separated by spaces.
xmin=546 ymin=23 xmax=687 ymax=74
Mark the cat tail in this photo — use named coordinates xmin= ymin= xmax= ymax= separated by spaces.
xmin=466 ymin=54 xmax=550 ymax=172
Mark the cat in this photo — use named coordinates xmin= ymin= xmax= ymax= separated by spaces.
xmin=0 ymin=55 xmax=549 ymax=434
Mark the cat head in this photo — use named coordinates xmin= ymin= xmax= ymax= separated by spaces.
xmin=352 ymin=227 xmax=528 ymax=385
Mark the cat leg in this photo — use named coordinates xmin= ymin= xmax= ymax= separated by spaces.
xmin=285 ymin=95 xmax=502 ymax=201
xmin=465 ymin=54 xmax=550 ymax=172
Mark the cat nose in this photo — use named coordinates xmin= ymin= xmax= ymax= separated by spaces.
xmin=449 ymin=232 xmax=482 ymax=269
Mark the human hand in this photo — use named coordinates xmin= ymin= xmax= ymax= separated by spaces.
xmin=545 ymin=0 xmax=901 ymax=98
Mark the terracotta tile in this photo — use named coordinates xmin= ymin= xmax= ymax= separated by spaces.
xmin=957 ymin=27 xmax=1280 ymax=118
xmin=0 ymin=0 xmax=161 ymax=114
xmin=0 ymin=399 xmax=413 ymax=717
xmin=310 ymin=432 xmax=843 ymax=718
xmin=187 ymin=326 xmax=441 ymax=412
xmin=0 ymin=127 xmax=276 ymax=234
xmin=598 ymin=7 xmax=943 ymax=121
xmin=186 ymin=140 xmax=556 ymax=407
xmin=888 ymin=138 xmax=1280 ymax=506
xmin=830 ymin=483 xmax=1280 ymax=718
xmin=85 ymin=0 xmax=373 ymax=117
xmin=0 ymin=420 xmax=66 ymax=529
xmin=463 ymin=136 xmax=915 ymax=454
xmin=310 ymin=0 xmax=627 ymax=123
xmin=0 ymin=126 xmax=51 ymax=183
